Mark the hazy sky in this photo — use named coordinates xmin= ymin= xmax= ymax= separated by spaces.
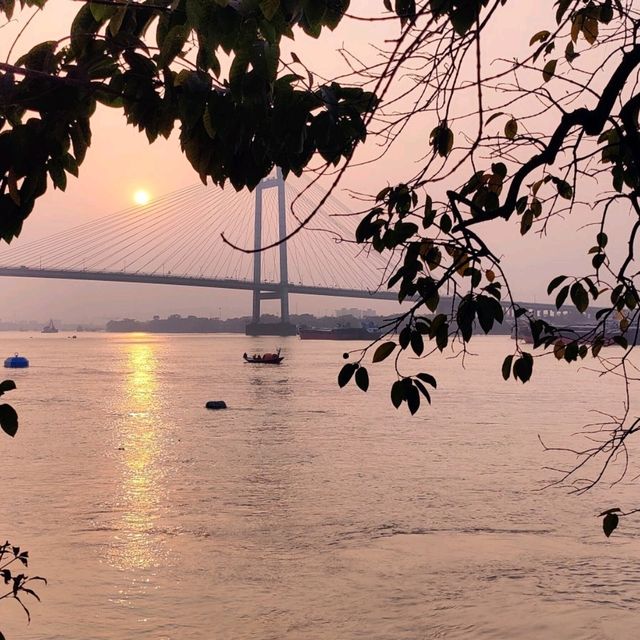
xmin=0 ymin=2 xmax=621 ymax=323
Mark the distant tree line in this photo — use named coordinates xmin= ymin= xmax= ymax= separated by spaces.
xmin=106 ymin=312 xmax=385 ymax=333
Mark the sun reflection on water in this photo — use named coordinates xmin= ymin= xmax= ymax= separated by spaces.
xmin=110 ymin=339 xmax=166 ymax=571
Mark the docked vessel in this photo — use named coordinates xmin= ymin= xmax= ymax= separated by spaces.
xmin=42 ymin=319 xmax=58 ymax=334
xmin=514 ymin=323 xmax=616 ymax=346
xmin=298 ymin=326 xmax=382 ymax=340
xmin=243 ymin=349 xmax=283 ymax=364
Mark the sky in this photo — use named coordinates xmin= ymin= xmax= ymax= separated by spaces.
xmin=0 ymin=1 xmax=625 ymax=324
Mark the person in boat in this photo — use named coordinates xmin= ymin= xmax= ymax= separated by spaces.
xmin=243 ymin=352 xmax=248 ymax=359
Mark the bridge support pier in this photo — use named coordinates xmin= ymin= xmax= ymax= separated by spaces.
xmin=245 ymin=168 xmax=297 ymax=337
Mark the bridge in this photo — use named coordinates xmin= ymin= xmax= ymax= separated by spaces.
xmin=0 ymin=170 xmax=412 ymax=334
xmin=0 ymin=170 xmax=586 ymax=334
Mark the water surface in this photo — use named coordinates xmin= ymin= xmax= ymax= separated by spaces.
xmin=1 ymin=333 xmax=638 ymax=639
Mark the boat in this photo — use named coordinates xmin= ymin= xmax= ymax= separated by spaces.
xmin=42 ymin=319 xmax=58 ymax=334
xmin=298 ymin=325 xmax=382 ymax=340
xmin=4 ymin=353 xmax=29 ymax=368
xmin=243 ymin=348 xmax=283 ymax=364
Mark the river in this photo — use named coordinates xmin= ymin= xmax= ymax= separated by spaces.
xmin=1 ymin=332 xmax=639 ymax=639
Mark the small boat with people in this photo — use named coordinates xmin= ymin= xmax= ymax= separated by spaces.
xmin=243 ymin=348 xmax=283 ymax=364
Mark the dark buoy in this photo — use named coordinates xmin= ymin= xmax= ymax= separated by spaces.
xmin=4 ymin=354 xmax=29 ymax=368
xmin=205 ymin=401 xmax=227 ymax=410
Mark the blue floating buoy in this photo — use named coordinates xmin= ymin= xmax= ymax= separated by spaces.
xmin=205 ymin=400 xmax=227 ymax=410
xmin=4 ymin=354 xmax=29 ymax=368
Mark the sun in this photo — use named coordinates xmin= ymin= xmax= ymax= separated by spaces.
xmin=133 ymin=189 xmax=151 ymax=206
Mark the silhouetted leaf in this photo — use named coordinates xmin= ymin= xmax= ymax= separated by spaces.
xmin=399 ymin=326 xmax=411 ymax=349
xmin=416 ymin=372 xmax=437 ymax=388
xmin=456 ymin=297 xmax=475 ymax=342
xmin=513 ymin=353 xmax=533 ymax=383
xmin=0 ymin=380 xmax=16 ymax=397
xmin=584 ymin=277 xmax=598 ymax=300
xmin=485 ymin=111 xmax=505 ymax=125
xmin=570 ymin=282 xmax=589 ymax=313
xmin=355 ymin=367 xmax=369 ymax=392
xmin=547 ymin=275 xmax=568 ymax=295
xmin=582 ymin=15 xmax=598 ymax=44
xmin=157 ymin=25 xmax=190 ymax=67
xmin=530 ymin=30 xmax=550 ymax=45
xmin=406 ymin=383 xmax=420 ymax=414
xmin=410 ymin=330 xmax=424 ymax=356
xmin=394 ymin=0 xmax=416 ymax=26
xmin=555 ymin=284 xmax=570 ymax=309
xmin=440 ymin=213 xmax=452 ymax=234
xmin=591 ymin=338 xmax=604 ymax=358
xmin=603 ymin=512 xmax=619 ymax=537
xmin=520 ymin=210 xmax=533 ymax=235
xmin=90 ymin=2 xmax=116 ymax=21
xmin=542 ymin=58 xmax=557 ymax=82
xmin=338 ymin=363 xmax=357 ymax=388
xmin=0 ymin=403 xmax=18 ymax=437
xmin=625 ymin=290 xmax=638 ymax=309
xmin=556 ymin=179 xmax=573 ymax=199
xmin=372 ymin=342 xmax=396 ymax=363
xmin=413 ymin=379 xmax=431 ymax=404
xmin=613 ymin=335 xmax=628 ymax=349
xmin=504 ymin=118 xmax=518 ymax=140
xmin=430 ymin=122 xmax=454 ymax=157
xmin=564 ymin=341 xmax=579 ymax=362
xmin=476 ymin=295 xmax=497 ymax=333
xmin=435 ymin=323 xmax=448 ymax=351
xmin=259 ymin=0 xmax=280 ymax=20
xmin=390 ymin=380 xmax=404 ymax=408
xmin=501 ymin=355 xmax=513 ymax=380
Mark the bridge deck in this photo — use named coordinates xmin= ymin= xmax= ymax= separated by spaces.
xmin=0 ymin=266 xmax=587 ymax=315
xmin=0 ymin=267 xmax=400 ymax=301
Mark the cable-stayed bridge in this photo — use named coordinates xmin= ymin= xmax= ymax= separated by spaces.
xmin=0 ymin=170 xmax=587 ymax=334
xmin=0 ymin=170 xmax=403 ymax=335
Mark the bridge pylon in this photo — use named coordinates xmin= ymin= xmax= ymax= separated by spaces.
xmin=245 ymin=168 xmax=298 ymax=337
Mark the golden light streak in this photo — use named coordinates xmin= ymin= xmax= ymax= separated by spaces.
xmin=110 ymin=338 xmax=166 ymax=571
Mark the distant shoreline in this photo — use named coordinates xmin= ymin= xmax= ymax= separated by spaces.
xmin=105 ymin=312 xmax=383 ymax=334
